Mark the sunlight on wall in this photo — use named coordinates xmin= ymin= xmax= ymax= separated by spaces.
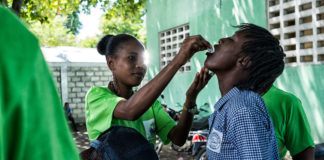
xmin=233 ymin=0 xmax=248 ymax=24
xmin=144 ymin=50 xmax=150 ymax=65
xmin=194 ymin=58 xmax=202 ymax=72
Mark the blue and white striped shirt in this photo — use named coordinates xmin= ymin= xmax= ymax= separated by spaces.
xmin=207 ymin=87 xmax=279 ymax=159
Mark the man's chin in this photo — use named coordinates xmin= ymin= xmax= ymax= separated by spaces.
xmin=203 ymin=61 xmax=211 ymax=70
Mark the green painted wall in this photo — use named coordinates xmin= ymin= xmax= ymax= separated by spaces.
xmin=146 ymin=0 xmax=324 ymax=143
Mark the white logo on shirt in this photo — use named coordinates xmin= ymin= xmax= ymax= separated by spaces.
xmin=143 ymin=119 xmax=155 ymax=140
xmin=207 ymin=128 xmax=223 ymax=153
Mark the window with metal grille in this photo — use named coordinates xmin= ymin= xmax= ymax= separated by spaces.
xmin=159 ymin=24 xmax=190 ymax=72
xmin=267 ymin=0 xmax=324 ymax=64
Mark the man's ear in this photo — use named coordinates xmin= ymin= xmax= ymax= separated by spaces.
xmin=237 ymin=55 xmax=251 ymax=69
xmin=107 ymin=57 xmax=115 ymax=71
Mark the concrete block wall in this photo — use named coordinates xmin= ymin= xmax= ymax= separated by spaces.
xmin=50 ymin=66 xmax=62 ymax=99
xmin=48 ymin=62 xmax=147 ymax=123
xmin=68 ymin=66 xmax=113 ymax=122
xmin=48 ymin=62 xmax=112 ymax=123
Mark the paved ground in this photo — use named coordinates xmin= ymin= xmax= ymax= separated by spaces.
xmin=72 ymin=123 xmax=194 ymax=160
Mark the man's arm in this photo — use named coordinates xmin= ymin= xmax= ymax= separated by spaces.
xmin=284 ymin=97 xmax=314 ymax=159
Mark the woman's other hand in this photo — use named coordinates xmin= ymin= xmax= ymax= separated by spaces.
xmin=185 ymin=67 xmax=214 ymax=106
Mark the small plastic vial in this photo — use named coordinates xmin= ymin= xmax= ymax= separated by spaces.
xmin=207 ymin=48 xmax=214 ymax=53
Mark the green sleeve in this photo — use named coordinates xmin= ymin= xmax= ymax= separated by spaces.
xmin=85 ymin=87 xmax=125 ymax=141
xmin=152 ymin=101 xmax=177 ymax=145
xmin=0 ymin=6 xmax=79 ymax=160
xmin=284 ymin=97 xmax=314 ymax=156
xmin=22 ymin=57 xmax=80 ymax=160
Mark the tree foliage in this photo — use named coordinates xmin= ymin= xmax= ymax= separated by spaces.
xmin=100 ymin=15 xmax=146 ymax=45
xmin=29 ymin=16 xmax=77 ymax=47
xmin=65 ymin=11 xmax=82 ymax=35
xmin=4 ymin=0 xmax=82 ymax=24
xmin=2 ymin=0 xmax=147 ymax=47
xmin=77 ymin=36 xmax=99 ymax=48
xmin=100 ymin=0 xmax=146 ymax=45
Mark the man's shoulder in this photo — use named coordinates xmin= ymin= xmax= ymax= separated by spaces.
xmin=226 ymin=89 xmax=266 ymax=116
xmin=229 ymin=89 xmax=263 ymax=106
xmin=265 ymin=86 xmax=300 ymax=101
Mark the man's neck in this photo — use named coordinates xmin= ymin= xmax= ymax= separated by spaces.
xmin=217 ymin=77 xmax=237 ymax=97
xmin=216 ymin=69 xmax=244 ymax=97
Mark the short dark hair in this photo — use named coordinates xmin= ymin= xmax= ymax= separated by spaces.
xmin=97 ymin=34 xmax=143 ymax=57
xmin=235 ymin=23 xmax=286 ymax=95
xmin=64 ymin=102 xmax=69 ymax=106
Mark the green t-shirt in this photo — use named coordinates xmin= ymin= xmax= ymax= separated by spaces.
xmin=85 ymin=86 xmax=176 ymax=145
xmin=262 ymin=86 xmax=314 ymax=159
xmin=0 ymin=6 xmax=79 ymax=160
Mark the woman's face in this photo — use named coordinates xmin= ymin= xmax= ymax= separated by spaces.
xmin=109 ymin=40 xmax=147 ymax=87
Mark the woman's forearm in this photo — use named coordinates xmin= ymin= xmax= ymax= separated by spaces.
xmin=116 ymin=57 xmax=184 ymax=120
xmin=167 ymin=98 xmax=195 ymax=146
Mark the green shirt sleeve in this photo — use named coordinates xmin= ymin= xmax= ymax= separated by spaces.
xmin=85 ymin=87 xmax=125 ymax=141
xmin=263 ymin=86 xmax=314 ymax=158
xmin=0 ymin=6 xmax=79 ymax=160
xmin=284 ymin=96 xmax=314 ymax=156
xmin=152 ymin=101 xmax=177 ymax=145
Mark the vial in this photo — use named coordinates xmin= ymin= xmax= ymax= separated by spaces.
xmin=207 ymin=48 xmax=214 ymax=53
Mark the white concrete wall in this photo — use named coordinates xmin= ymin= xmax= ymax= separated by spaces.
xmin=48 ymin=62 xmax=148 ymax=123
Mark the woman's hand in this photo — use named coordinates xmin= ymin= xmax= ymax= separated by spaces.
xmin=185 ymin=67 xmax=214 ymax=107
xmin=176 ymin=35 xmax=212 ymax=65
xmin=168 ymin=67 xmax=214 ymax=145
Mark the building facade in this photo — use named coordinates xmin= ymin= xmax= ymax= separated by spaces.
xmin=146 ymin=0 xmax=324 ymax=143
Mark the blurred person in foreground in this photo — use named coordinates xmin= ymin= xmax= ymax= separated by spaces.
xmin=0 ymin=6 xmax=79 ymax=160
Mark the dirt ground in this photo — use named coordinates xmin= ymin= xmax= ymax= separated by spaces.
xmin=72 ymin=123 xmax=195 ymax=160
xmin=158 ymin=144 xmax=194 ymax=160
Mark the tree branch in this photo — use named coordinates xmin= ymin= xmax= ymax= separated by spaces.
xmin=12 ymin=0 xmax=23 ymax=16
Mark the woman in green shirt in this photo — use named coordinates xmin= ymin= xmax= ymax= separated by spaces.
xmin=85 ymin=34 xmax=213 ymax=146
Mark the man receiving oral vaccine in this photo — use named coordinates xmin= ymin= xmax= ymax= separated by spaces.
xmin=185 ymin=23 xmax=284 ymax=159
